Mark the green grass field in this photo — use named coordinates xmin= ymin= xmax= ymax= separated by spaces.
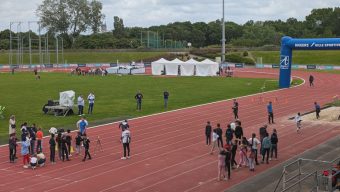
xmin=0 ymin=51 xmax=168 ymax=64
xmin=0 ymin=72 xmax=280 ymax=144
xmin=251 ymin=50 xmax=340 ymax=65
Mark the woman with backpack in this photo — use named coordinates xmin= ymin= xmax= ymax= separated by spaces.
xmin=121 ymin=129 xmax=131 ymax=160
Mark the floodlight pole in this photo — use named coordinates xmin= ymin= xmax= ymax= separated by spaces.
xmin=221 ymin=0 xmax=226 ymax=63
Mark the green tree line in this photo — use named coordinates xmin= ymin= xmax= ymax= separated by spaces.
xmin=1 ymin=6 xmax=340 ymax=49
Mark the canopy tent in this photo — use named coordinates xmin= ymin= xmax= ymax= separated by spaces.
xmin=181 ymin=59 xmax=199 ymax=76
xmin=151 ymin=58 xmax=170 ymax=75
xmin=164 ymin=58 xmax=183 ymax=76
xmin=59 ymin=90 xmax=75 ymax=107
xmin=196 ymin=59 xmax=219 ymax=76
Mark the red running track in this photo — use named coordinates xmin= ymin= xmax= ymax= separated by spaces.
xmin=0 ymin=69 xmax=340 ymax=192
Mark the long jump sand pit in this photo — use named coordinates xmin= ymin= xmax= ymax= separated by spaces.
xmin=302 ymin=106 xmax=340 ymax=123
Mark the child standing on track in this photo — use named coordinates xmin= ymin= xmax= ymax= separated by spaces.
xmin=295 ymin=112 xmax=302 ymax=133
xmin=210 ymin=129 xmax=219 ymax=154
xmin=217 ymin=148 xmax=227 ymax=181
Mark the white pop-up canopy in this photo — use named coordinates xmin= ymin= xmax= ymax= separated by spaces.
xmin=196 ymin=59 xmax=219 ymax=76
xmin=164 ymin=58 xmax=183 ymax=75
xmin=59 ymin=90 xmax=75 ymax=107
xmin=151 ymin=58 xmax=170 ymax=75
xmin=181 ymin=59 xmax=199 ymax=76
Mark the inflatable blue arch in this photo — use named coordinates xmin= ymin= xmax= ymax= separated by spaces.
xmin=279 ymin=36 xmax=340 ymax=88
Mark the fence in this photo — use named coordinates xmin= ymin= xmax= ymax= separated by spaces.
xmin=281 ymin=157 xmax=340 ymax=192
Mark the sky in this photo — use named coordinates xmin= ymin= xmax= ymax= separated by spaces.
xmin=0 ymin=0 xmax=339 ymax=32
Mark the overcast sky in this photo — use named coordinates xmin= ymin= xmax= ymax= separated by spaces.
xmin=0 ymin=0 xmax=339 ymax=32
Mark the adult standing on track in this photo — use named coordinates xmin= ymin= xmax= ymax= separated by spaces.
xmin=77 ymin=116 xmax=88 ymax=135
xmin=309 ymin=75 xmax=314 ymax=87
xmin=270 ymin=129 xmax=278 ymax=161
xmin=77 ymin=95 xmax=85 ymax=116
xmin=49 ymin=134 xmax=56 ymax=164
xmin=261 ymin=133 xmax=271 ymax=164
xmin=267 ymin=101 xmax=274 ymax=124
xmin=234 ymin=121 xmax=243 ymax=145
xmin=36 ymin=128 xmax=43 ymax=153
xmin=232 ymin=99 xmax=239 ymax=119
xmin=205 ymin=121 xmax=212 ymax=145
xmin=119 ymin=120 xmax=129 ymax=142
xmin=163 ymin=90 xmax=169 ymax=109
xmin=210 ymin=129 xmax=219 ymax=154
xmin=135 ymin=90 xmax=143 ymax=111
xmin=121 ymin=128 xmax=131 ymax=160
xmin=314 ymin=102 xmax=321 ymax=119
xmin=248 ymin=133 xmax=261 ymax=165
xmin=87 ymin=92 xmax=95 ymax=114
xmin=215 ymin=123 xmax=223 ymax=148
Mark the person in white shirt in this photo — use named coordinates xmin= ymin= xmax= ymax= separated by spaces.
xmin=77 ymin=95 xmax=85 ymax=116
xmin=210 ymin=129 xmax=219 ymax=154
xmin=295 ymin=112 xmax=302 ymax=133
xmin=9 ymin=115 xmax=16 ymax=135
xmin=121 ymin=129 xmax=131 ymax=160
xmin=30 ymin=155 xmax=38 ymax=169
xmin=49 ymin=127 xmax=58 ymax=135
xmin=87 ymin=93 xmax=95 ymax=114
xmin=248 ymin=133 xmax=261 ymax=165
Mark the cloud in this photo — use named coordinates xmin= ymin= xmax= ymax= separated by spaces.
xmin=0 ymin=0 xmax=339 ymax=32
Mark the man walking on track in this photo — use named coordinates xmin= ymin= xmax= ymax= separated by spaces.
xmin=232 ymin=99 xmax=239 ymax=119
xmin=314 ymin=102 xmax=321 ymax=119
xmin=121 ymin=129 xmax=131 ymax=160
xmin=135 ymin=90 xmax=143 ymax=111
xmin=215 ymin=123 xmax=223 ymax=148
xmin=309 ymin=75 xmax=314 ymax=87
xmin=267 ymin=101 xmax=274 ymax=124
xmin=205 ymin=121 xmax=212 ymax=145
xmin=163 ymin=90 xmax=169 ymax=109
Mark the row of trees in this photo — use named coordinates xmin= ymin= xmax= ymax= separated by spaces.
xmin=1 ymin=4 xmax=340 ymax=49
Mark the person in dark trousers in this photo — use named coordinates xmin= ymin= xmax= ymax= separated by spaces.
xmin=261 ymin=133 xmax=271 ymax=164
xmin=214 ymin=123 xmax=223 ymax=148
xmin=28 ymin=124 xmax=37 ymax=155
xmin=49 ymin=134 xmax=56 ymax=164
xmin=61 ymin=133 xmax=70 ymax=161
xmin=66 ymin=129 xmax=72 ymax=156
xmin=232 ymin=99 xmax=239 ymax=119
xmin=56 ymin=131 xmax=63 ymax=160
xmin=135 ymin=90 xmax=143 ymax=111
xmin=309 ymin=75 xmax=314 ymax=87
xmin=225 ymin=124 xmax=234 ymax=145
xmin=270 ymin=129 xmax=278 ymax=160
xmin=82 ymin=134 xmax=91 ymax=162
xmin=9 ymin=133 xmax=16 ymax=163
xmin=267 ymin=101 xmax=274 ymax=124
xmin=234 ymin=122 xmax=243 ymax=145
xmin=121 ymin=129 xmax=131 ymax=160
xmin=224 ymin=146 xmax=232 ymax=180
xmin=314 ymin=102 xmax=321 ymax=119
xmin=248 ymin=133 xmax=261 ymax=165
xmin=205 ymin=121 xmax=212 ymax=145
xmin=259 ymin=124 xmax=268 ymax=153
xmin=163 ymin=90 xmax=169 ymax=109
xmin=119 ymin=120 xmax=129 ymax=142
xmin=231 ymin=140 xmax=238 ymax=169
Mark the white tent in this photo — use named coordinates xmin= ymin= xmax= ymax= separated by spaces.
xmin=181 ymin=59 xmax=199 ymax=76
xmin=151 ymin=58 xmax=170 ymax=75
xmin=59 ymin=90 xmax=75 ymax=107
xmin=196 ymin=59 xmax=219 ymax=76
xmin=164 ymin=58 xmax=182 ymax=76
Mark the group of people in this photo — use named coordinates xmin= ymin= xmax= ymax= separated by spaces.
xmin=206 ymin=120 xmax=279 ymax=181
xmin=77 ymin=92 xmax=95 ymax=116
